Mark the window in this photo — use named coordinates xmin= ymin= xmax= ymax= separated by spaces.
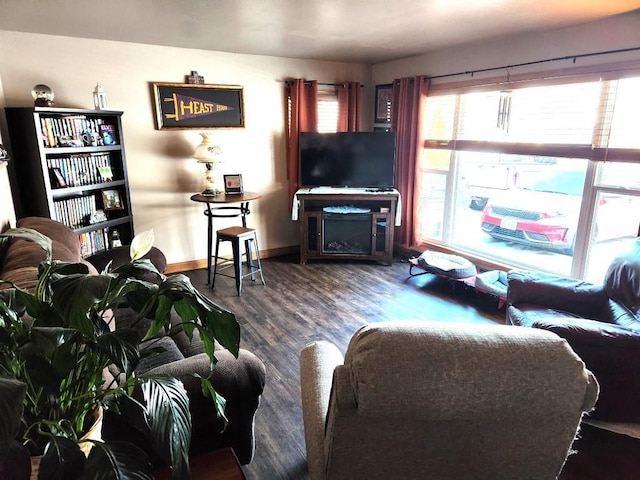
xmin=285 ymin=85 xmax=339 ymax=134
xmin=317 ymin=85 xmax=339 ymax=133
xmin=418 ymin=73 xmax=640 ymax=280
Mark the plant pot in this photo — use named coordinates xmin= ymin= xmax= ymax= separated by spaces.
xmin=79 ymin=406 xmax=104 ymax=456
xmin=30 ymin=406 xmax=103 ymax=480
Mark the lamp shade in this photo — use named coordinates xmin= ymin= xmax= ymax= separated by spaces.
xmin=194 ymin=133 xmax=223 ymax=163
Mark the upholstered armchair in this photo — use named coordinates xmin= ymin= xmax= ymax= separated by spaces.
xmin=300 ymin=321 xmax=598 ymax=480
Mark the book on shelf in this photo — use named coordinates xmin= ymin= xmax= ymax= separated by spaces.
xmin=39 ymin=115 xmax=116 ymax=148
xmin=47 ymin=153 xmax=113 ymax=188
xmin=54 ymin=194 xmax=97 ymax=229
xmin=79 ymin=228 xmax=109 ymax=258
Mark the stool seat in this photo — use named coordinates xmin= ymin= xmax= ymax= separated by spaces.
xmin=217 ymin=226 xmax=256 ymax=238
xmin=212 ymin=226 xmax=265 ymax=295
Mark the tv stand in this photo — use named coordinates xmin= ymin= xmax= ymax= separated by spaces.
xmin=294 ymin=188 xmax=399 ymax=265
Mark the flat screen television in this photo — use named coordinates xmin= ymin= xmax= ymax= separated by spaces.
xmin=299 ymin=132 xmax=396 ymax=189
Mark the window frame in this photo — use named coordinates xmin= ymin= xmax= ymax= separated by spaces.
xmin=418 ymin=61 xmax=640 ymax=279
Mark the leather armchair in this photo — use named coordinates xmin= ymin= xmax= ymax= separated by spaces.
xmin=300 ymin=321 xmax=598 ymax=480
xmin=506 ymin=242 xmax=640 ymax=423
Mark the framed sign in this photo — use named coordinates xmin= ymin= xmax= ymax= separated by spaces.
xmin=152 ymin=83 xmax=245 ymax=130
xmin=224 ymin=174 xmax=244 ymax=194
xmin=374 ymin=83 xmax=393 ymax=124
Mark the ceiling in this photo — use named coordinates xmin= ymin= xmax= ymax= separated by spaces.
xmin=0 ymin=0 xmax=639 ymax=63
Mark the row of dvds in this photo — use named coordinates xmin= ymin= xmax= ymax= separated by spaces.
xmin=48 ymin=153 xmax=114 ymax=188
xmin=40 ymin=115 xmax=118 ymax=148
xmin=79 ymin=229 xmax=108 ymax=258
xmin=54 ymin=194 xmax=97 ymax=229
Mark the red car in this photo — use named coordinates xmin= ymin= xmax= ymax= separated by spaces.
xmin=480 ymin=170 xmax=586 ymax=255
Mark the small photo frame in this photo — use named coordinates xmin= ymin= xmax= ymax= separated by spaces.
xmin=102 ymin=189 xmax=124 ymax=210
xmin=374 ymin=83 xmax=393 ymax=124
xmin=224 ymin=174 xmax=243 ymax=194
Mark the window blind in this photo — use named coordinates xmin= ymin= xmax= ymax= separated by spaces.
xmin=317 ymin=86 xmax=339 ymax=133
xmin=424 ymin=75 xmax=640 ymax=163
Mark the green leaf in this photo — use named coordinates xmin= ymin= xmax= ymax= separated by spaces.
xmin=113 ymin=258 xmax=161 ymax=278
xmin=29 ymin=326 xmax=78 ymax=350
xmin=50 ymin=274 xmax=112 ymax=336
xmin=173 ymin=298 xmax=198 ymax=326
xmin=123 ymin=282 xmax=160 ymax=317
xmin=0 ymin=291 xmax=24 ymax=327
xmin=39 ymin=436 xmax=85 ymax=480
xmin=97 ymin=329 xmax=140 ymax=376
xmin=199 ymin=377 xmax=228 ymax=428
xmin=114 ymin=394 xmax=150 ymax=439
xmin=205 ymin=310 xmax=240 ymax=358
xmin=139 ymin=376 xmax=191 ymax=479
xmin=21 ymin=352 xmax=63 ymax=396
xmin=50 ymin=261 xmax=90 ymax=276
xmin=0 ymin=378 xmax=26 ymax=462
xmin=84 ymin=440 xmax=154 ymax=480
xmin=15 ymin=290 xmax=64 ymax=327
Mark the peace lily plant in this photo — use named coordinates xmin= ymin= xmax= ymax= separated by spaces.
xmin=0 ymin=228 xmax=240 ymax=480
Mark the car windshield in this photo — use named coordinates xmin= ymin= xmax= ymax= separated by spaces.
xmin=524 ymin=171 xmax=586 ymax=196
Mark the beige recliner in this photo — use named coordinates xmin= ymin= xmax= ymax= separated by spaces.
xmin=300 ymin=321 xmax=599 ymax=480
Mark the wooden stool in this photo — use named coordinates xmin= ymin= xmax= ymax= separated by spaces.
xmin=212 ymin=226 xmax=265 ymax=295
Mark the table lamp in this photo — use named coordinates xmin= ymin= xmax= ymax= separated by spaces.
xmin=194 ymin=133 xmax=223 ymax=196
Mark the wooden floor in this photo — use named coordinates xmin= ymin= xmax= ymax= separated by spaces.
xmin=181 ymin=255 xmax=505 ymax=479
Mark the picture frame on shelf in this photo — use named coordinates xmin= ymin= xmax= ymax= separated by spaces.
xmin=152 ymin=82 xmax=245 ymax=130
xmin=102 ymin=189 xmax=124 ymax=210
xmin=374 ymin=83 xmax=393 ymax=124
xmin=224 ymin=174 xmax=243 ymax=194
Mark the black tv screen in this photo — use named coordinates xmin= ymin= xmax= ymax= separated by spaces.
xmin=299 ymin=132 xmax=396 ymax=188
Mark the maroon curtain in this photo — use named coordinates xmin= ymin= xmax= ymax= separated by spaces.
xmin=391 ymin=76 xmax=430 ymax=247
xmin=286 ymin=79 xmax=318 ymax=201
xmin=337 ymin=82 xmax=361 ymax=132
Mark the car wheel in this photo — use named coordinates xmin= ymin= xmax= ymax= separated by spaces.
xmin=470 ymin=197 xmax=488 ymax=210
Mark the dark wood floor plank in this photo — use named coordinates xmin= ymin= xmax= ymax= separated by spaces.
xmin=182 ymin=255 xmax=504 ymax=479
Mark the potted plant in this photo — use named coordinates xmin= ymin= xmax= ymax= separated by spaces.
xmin=0 ymin=228 xmax=240 ymax=479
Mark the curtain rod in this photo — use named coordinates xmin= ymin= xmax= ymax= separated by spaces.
xmin=284 ymin=80 xmax=363 ymax=87
xmin=427 ymin=46 xmax=640 ymax=80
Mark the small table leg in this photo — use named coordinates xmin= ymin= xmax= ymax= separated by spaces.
xmin=206 ymin=204 xmax=213 ymax=286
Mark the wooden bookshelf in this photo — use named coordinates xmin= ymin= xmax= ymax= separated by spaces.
xmin=4 ymin=107 xmax=134 ymax=257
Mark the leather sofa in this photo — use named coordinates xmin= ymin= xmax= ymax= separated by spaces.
xmin=300 ymin=321 xmax=598 ymax=480
xmin=506 ymin=241 xmax=640 ymax=423
xmin=0 ymin=216 xmax=266 ymax=464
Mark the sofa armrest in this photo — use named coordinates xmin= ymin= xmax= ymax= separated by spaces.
xmin=300 ymin=341 xmax=344 ymax=480
xmin=507 ymin=270 xmax=610 ymax=319
xmin=532 ymin=318 xmax=640 ymax=422
xmin=145 ymin=348 xmax=265 ymax=464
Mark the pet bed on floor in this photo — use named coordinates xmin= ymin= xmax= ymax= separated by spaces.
xmin=410 ymin=250 xmax=477 ymax=279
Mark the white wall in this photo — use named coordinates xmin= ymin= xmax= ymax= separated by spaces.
xmin=0 ymin=73 xmax=16 ymax=232
xmin=0 ymin=31 xmax=371 ymax=264
xmin=373 ymin=10 xmax=640 ymax=84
